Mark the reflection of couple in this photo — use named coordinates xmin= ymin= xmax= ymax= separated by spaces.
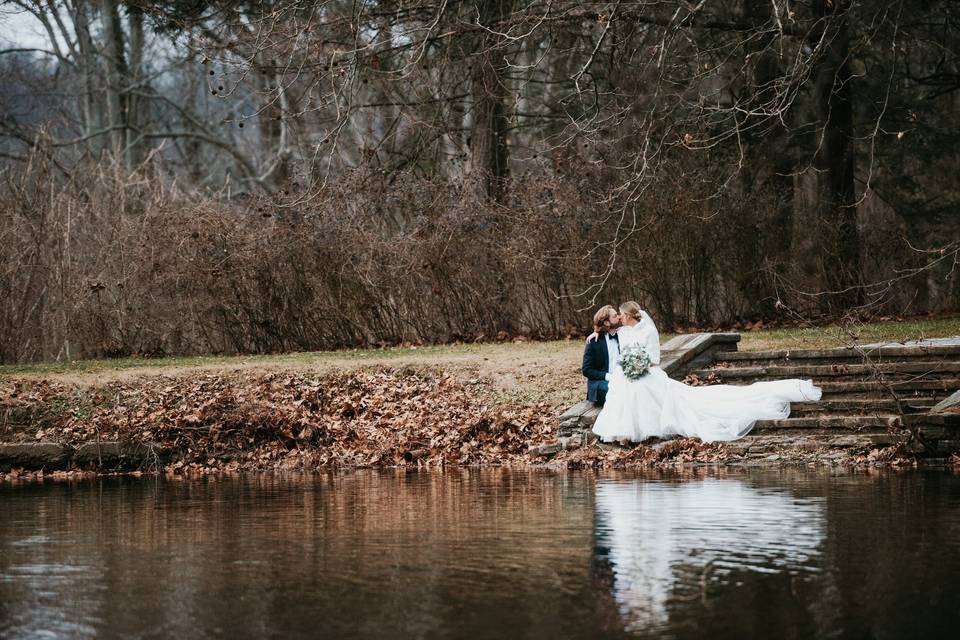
xmin=594 ymin=478 xmax=826 ymax=631
xmin=581 ymin=302 xmax=822 ymax=443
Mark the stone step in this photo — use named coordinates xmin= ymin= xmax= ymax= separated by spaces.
xmin=752 ymin=415 xmax=902 ymax=434
xmin=751 ymin=413 xmax=960 ymax=432
xmin=902 ymin=412 xmax=960 ymax=429
xmin=558 ymin=387 xmax=955 ymax=432
xmin=729 ymin=414 xmax=960 ymax=457
xmin=724 ymin=433 xmax=902 ymax=455
xmin=690 ymin=361 xmax=960 ymax=382
xmin=791 ymin=398 xmax=937 ymax=416
xmin=818 ymin=378 xmax=960 ymax=400
xmin=716 ymin=344 xmax=960 ymax=366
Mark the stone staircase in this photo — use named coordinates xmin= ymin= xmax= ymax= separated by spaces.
xmin=555 ymin=335 xmax=960 ymax=460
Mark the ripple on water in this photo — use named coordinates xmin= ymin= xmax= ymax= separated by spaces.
xmin=5 ymin=563 xmax=90 ymax=576
xmin=8 ymin=535 xmax=52 ymax=547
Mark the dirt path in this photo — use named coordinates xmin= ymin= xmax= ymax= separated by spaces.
xmin=4 ymin=341 xmax=589 ymax=408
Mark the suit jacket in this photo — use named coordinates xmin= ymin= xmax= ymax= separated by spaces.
xmin=581 ymin=337 xmax=610 ymax=403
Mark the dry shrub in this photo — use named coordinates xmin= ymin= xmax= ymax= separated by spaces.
xmin=1 ymin=149 xmax=953 ymax=364
xmin=1 ymin=154 xmax=611 ymax=361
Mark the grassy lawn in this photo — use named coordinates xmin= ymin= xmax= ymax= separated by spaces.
xmin=0 ymin=340 xmax=582 ymax=378
xmin=734 ymin=315 xmax=960 ymax=351
xmin=0 ymin=343 xmax=473 ymax=377
xmin=2 ymin=315 xmax=958 ymax=380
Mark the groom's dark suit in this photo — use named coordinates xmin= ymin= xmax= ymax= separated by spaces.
xmin=582 ymin=334 xmax=615 ymax=404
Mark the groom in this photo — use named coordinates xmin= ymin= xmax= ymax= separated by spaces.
xmin=582 ymin=305 xmax=622 ymax=405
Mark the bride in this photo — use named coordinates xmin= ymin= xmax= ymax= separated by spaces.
xmin=590 ymin=301 xmax=822 ymax=444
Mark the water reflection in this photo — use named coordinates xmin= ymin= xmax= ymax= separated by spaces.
xmin=594 ymin=478 xmax=826 ymax=633
xmin=2 ymin=470 xmax=960 ymax=639
xmin=0 ymin=471 xmax=611 ymax=640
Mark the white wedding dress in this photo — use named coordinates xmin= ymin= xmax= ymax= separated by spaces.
xmin=592 ymin=312 xmax=822 ymax=443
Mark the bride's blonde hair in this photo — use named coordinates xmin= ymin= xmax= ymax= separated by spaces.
xmin=618 ymin=301 xmax=643 ymax=323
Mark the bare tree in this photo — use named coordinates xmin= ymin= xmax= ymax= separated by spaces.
xmin=0 ymin=0 xmax=957 ymax=362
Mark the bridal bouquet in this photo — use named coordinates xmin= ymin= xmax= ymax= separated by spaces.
xmin=619 ymin=343 xmax=652 ymax=380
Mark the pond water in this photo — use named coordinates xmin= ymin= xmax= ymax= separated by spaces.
xmin=2 ymin=469 xmax=959 ymax=639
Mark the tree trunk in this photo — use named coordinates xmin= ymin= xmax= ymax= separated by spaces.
xmin=466 ymin=0 xmax=513 ymax=202
xmin=126 ymin=4 xmax=147 ymax=168
xmin=255 ymin=64 xmax=293 ymax=189
xmin=739 ymin=0 xmax=796 ymax=316
xmin=811 ymin=0 xmax=860 ymax=312
xmin=70 ymin=0 xmax=104 ymax=156
xmin=99 ymin=0 xmax=129 ymax=166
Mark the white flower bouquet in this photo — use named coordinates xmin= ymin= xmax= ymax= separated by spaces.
xmin=619 ymin=343 xmax=652 ymax=380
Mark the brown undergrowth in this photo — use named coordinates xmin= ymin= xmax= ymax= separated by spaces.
xmin=2 ymin=369 xmax=539 ymax=469
xmin=1 ymin=367 xmax=751 ymax=476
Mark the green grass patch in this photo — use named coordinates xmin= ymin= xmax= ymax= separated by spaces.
xmin=734 ymin=315 xmax=960 ymax=351
xmin=1 ymin=315 xmax=957 ymax=378
xmin=0 ymin=344 xmax=471 ymax=377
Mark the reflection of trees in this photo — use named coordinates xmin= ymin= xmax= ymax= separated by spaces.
xmin=816 ymin=471 xmax=960 ymax=639
xmin=594 ymin=476 xmax=828 ymax=635
xmin=0 ymin=470 xmax=613 ymax=639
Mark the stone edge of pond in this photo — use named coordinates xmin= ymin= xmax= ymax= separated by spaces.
xmin=0 ymin=441 xmax=164 ymax=472
xmin=2 ymin=440 xmax=956 ymax=477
